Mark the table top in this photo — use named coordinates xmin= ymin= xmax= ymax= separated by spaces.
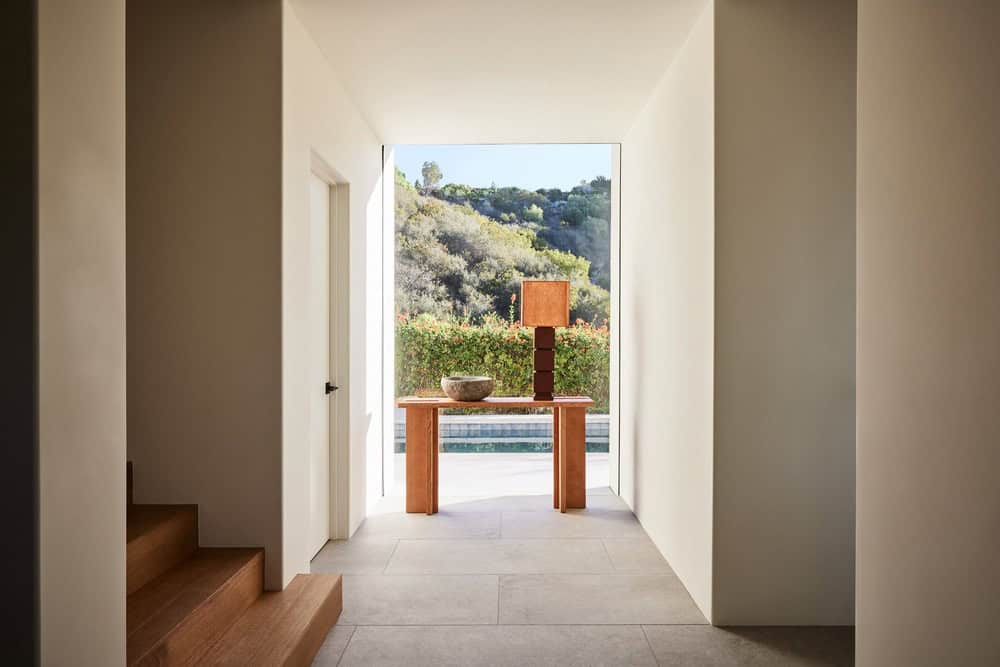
xmin=396 ymin=395 xmax=594 ymax=409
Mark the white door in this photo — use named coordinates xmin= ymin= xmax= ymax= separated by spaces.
xmin=308 ymin=172 xmax=331 ymax=557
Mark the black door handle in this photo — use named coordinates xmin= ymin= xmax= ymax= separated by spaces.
xmin=325 ymin=382 xmax=339 ymax=395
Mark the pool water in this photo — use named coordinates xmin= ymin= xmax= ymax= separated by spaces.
xmin=394 ymin=437 xmax=609 ymax=454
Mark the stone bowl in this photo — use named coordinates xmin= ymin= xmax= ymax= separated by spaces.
xmin=441 ymin=376 xmax=495 ymax=401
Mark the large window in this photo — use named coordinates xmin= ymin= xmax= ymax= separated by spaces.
xmin=391 ymin=144 xmax=613 ymax=498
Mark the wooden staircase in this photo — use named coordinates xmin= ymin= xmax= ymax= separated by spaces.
xmin=126 ymin=466 xmax=342 ymax=666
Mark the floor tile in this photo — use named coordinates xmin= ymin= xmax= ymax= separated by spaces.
xmin=311 ymin=539 xmax=398 ymax=574
xmin=339 ymin=575 xmax=499 ymax=625
xmin=603 ymin=539 xmax=675 ymax=573
xmin=427 ymin=491 xmax=627 ymax=513
xmin=385 ymin=539 xmax=613 ymax=574
xmin=584 ymin=493 xmax=630 ymax=508
xmin=352 ymin=511 xmax=501 ymax=540
xmin=311 ymin=625 xmax=356 ymax=665
xmin=642 ymin=625 xmax=854 ymax=666
xmin=499 ymin=574 xmax=707 ymax=625
xmin=368 ymin=495 xmax=408 ymax=515
xmin=338 ymin=625 xmax=657 ymax=667
xmin=501 ymin=508 xmax=645 ymax=539
xmin=438 ymin=494 xmax=559 ymax=512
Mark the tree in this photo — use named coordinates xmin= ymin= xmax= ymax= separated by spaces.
xmin=524 ymin=203 xmax=544 ymax=223
xmin=589 ymin=175 xmax=611 ymax=194
xmin=421 ymin=161 xmax=442 ymax=191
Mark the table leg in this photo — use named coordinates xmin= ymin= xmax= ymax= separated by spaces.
xmin=431 ymin=409 xmax=439 ymax=514
xmin=558 ymin=407 xmax=586 ymax=512
xmin=405 ymin=407 xmax=438 ymax=514
xmin=552 ymin=408 xmax=560 ymax=509
xmin=558 ymin=408 xmax=567 ymax=512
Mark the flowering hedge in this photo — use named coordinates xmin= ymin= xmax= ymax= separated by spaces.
xmin=396 ymin=313 xmax=610 ymax=412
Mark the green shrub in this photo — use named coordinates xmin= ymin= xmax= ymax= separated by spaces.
xmin=396 ymin=313 xmax=610 ymax=412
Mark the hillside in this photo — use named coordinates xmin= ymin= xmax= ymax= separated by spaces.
xmin=395 ymin=168 xmax=611 ymax=323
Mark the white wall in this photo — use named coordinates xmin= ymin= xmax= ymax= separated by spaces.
xmin=38 ymin=0 xmax=126 ymax=663
xmin=127 ymin=0 xmax=285 ymax=589
xmin=622 ymin=0 xmax=856 ymax=625
xmin=712 ymin=0 xmax=856 ymax=625
xmin=282 ymin=0 xmax=384 ymax=583
xmin=620 ymin=1 xmax=715 ymax=621
xmin=289 ymin=0 xmax=708 ymax=145
xmin=857 ymin=2 xmax=1000 ymax=664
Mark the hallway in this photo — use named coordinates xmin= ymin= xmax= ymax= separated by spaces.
xmin=310 ymin=491 xmax=853 ymax=666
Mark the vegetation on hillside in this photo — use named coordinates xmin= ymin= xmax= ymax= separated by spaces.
xmin=395 ymin=164 xmax=611 ymax=323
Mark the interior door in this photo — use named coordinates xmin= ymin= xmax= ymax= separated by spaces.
xmin=308 ymin=172 xmax=331 ymax=557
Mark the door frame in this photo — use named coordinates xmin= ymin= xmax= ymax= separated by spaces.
xmin=380 ymin=144 xmax=622 ymax=497
xmin=310 ymin=152 xmax=351 ymax=540
xmin=609 ymin=143 xmax=622 ymax=495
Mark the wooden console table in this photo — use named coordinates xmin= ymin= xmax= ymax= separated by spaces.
xmin=396 ymin=396 xmax=594 ymax=515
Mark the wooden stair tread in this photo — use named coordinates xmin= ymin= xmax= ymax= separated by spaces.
xmin=127 ymin=547 xmax=262 ymax=636
xmin=199 ymin=573 xmax=343 ymax=666
xmin=127 ymin=504 xmax=197 ymax=542
xmin=127 ymin=548 xmax=264 ymax=666
xmin=127 ymin=504 xmax=198 ymax=595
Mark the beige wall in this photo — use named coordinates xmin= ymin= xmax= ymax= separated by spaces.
xmin=38 ymin=0 xmax=126 ymax=663
xmin=282 ymin=1 xmax=384 ymax=582
xmin=857 ymin=2 xmax=1000 ymax=664
xmin=127 ymin=0 xmax=285 ymax=588
xmin=620 ymin=1 xmax=715 ymax=621
xmin=713 ymin=0 xmax=856 ymax=625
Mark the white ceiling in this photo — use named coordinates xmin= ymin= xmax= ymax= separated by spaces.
xmin=290 ymin=0 xmax=706 ymax=144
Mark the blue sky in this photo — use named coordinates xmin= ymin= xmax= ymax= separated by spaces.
xmin=393 ymin=144 xmax=612 ymax=191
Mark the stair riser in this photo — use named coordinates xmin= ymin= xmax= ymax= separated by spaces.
xmin=197 ymin=574 xmax=343 ymax=665
xmin=132 ymin=552 xmax=264 ymax=667
xmin=287 ymin=577 xmax=343 ymax=667
xmin=127 ymin=509 xmax=198 ymax=596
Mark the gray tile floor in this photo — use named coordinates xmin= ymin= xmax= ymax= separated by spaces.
xmin=311 ymin=490 xmax=853 ymax=666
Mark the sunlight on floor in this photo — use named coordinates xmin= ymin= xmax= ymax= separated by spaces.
xmin=386 ymin=452 xmax=609 ymax=501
